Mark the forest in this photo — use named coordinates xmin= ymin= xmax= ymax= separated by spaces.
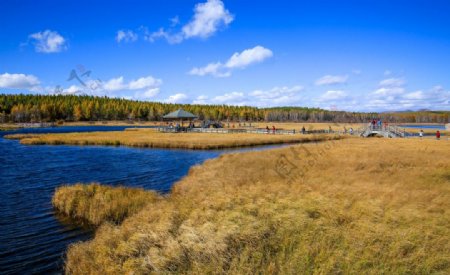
xmin=0 ymin=94 xmax=449 ymax=123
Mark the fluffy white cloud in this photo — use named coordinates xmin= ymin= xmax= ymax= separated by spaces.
xmin=182 ymin=0 xmax=233 ymax=39
xmin=103 ymin=77 xmax=126 ymax=91
xmin=62 ymin=85 xmax=84 ymax=95
xmin=116 ymin=30 xmax=138 ymax=43
xmin=225 ymin=46 xmax=273 ymax=69
xmin=129 ymin=76 xmax=162 ymax=90
xmin=318 ymin=90 xmax=348 ymax=101
xmin=189 ymin=46 xmax=273 ymax=77
xmin=102 ymin=76 xmax=162 ymax=93
xmin=136 ymin=88 xmax=161 ymax=99
xmin=315 ymin=75 xmax=348 ymax=86
xmin=29 ymin=30 xmax=67 ymax=53
xmin=148 ymin=0 xmax=233 ymax=44
xmin=164 ymin=93 xmax=189 ymax=103
xmin=0 ymin=73 xmax=40 ymax=89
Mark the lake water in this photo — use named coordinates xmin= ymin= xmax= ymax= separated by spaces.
xmin=400 ymin=124 xmax=446 ymax=130
xmin=0 ymin=126 xmax=280 ymax=274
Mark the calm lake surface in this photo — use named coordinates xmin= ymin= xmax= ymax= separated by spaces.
xmin=0 ymin=126 xmax=280 ymax=274
xmin=400 ymin=124 xmax=446 ymax=130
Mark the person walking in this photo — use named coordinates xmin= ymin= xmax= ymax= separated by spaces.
xmin=419 ymin=130 xmax=424 ymax=139
xmin=302 ymin=126 xmax=306 ymax=134
xmin=436 ymin=130 xmax=441 ymax=140
xmin=272 ymin=125 xmax=276 ymax=134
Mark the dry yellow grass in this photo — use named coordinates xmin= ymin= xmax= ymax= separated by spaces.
xmin=0 ymin=123 xmax=20 ymax=131
xmin=60 ymin=138 xmax=450 ymax=274
xmin=61 ymin=121 xmax=161 ymax=126
xmin=6 ymin=129 xmax=341 ymax=150
xmin=53 ymin=183 xmax=160 ymax=226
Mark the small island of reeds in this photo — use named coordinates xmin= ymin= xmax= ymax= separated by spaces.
xmin=6 ymin=128 xmax=342 ymax=150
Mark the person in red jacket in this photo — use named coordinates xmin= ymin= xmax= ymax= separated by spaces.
xmin=272 ymin=125 xmax=276 ymax=134
xmin=436 ymin=130 xmax=441 ymax=140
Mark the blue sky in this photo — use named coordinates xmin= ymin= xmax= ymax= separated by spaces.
xmin=1 ymin=0 xmax=449 ymax=111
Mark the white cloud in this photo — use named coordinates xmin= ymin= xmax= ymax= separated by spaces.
xmin=148 ymin=0 xmax=233 ymax=44
xmin=116 ymin=30 xmax=138 ymax=43
xmin=193 ymin=92 xmax=247 ymax=105
xmin=372 ymin=87 xmax=405 ymax=97
xmin=318 ymin=90 xmax=348 ymax=101
xmin=192 ymin=85 xmax=303 ymax=107
xmin=250 ymin=86 xmax=303 ymax=106
xmin=164 ymin=93 xmax=189 ymax=103
xmin=29 ymin=30 xmax=67 ymax=53
xmin=212 ymin=92 xmax=246 ymax=105
xmin=136 ymin=88 xmax=161 ymax=99
xmin=379 ymin=77 xmax=405 ymax=87
xmin=188 ymin=62 xmax=230 ymax=78
xmin=0 ymin=73 xmax=40 ymax=89
xmin=189 ymin=46 xmax=273 ymax=77
xmin=170 ymin=16 xmax=180 ymax=27
xmin=225 ymin=46 xmax=273 ymax=69
xmin=62 ymin=85 xmax=84 ymax=95
xmin=315 ymin=75 xmax=348 ymax=86
xmin=103 ymin=77 xmax=126 ymax=91
xmin=193 ymin=95 xmax=209 ymax=104
xmin=102 ymin=75 xmax=162 ymax=93
xmin=128 ymin=76 xmax=162 ymax=90
xmin=146 ymin=28 xmax=183 ymax=44
xmin=182 ymin=0 xmax=233 ymax=39
xmin=403 ymin=91 xmax=425 ymax=100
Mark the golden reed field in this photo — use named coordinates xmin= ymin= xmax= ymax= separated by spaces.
xmin=5 ymin=129 xmax=341 ymax=150
xmin=52 ymin=137 xmax=450 ymax=274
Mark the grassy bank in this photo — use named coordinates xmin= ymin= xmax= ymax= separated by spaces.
xmin=0 ymin=123 xmax=20 ymax=131
xmin=53 ymin=183 xmax=160 ymax=226
xmin=6 ymin=129 xmax=341 ymax=150
xmin=60 ymin=138 xmax=450 ymax=274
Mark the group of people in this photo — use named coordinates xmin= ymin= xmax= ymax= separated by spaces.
xmin=419 ymin=129 xmax=442 ymax=140
xmin=265 ymin=125 xmax=276 ymax=133
xmin=370 ymin=119 xmax=388 ymax=130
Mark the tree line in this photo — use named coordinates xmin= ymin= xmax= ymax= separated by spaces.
xmin=0 ymin=94 xmax=448 ymax=123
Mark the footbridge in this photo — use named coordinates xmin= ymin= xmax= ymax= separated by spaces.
xmin=359 ymin=124 xmax=408 ymax=138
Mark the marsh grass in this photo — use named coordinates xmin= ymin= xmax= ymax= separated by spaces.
xmin=52 ymin=183 xmax=160 ymax=226
xmin=60 ymin=138 xmax=450 ymax=274
xmin=6 ymin=129 xmax=341 ymax=150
